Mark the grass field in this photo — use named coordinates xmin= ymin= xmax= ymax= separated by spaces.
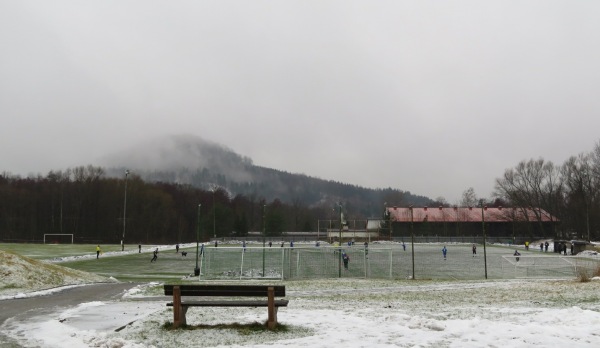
xmin=3 ymin=241 xmax=597 ymax=282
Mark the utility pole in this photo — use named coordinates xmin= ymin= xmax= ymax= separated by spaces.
xmin=338 ymin=203 xmax=343 ymax=278
xmin=195 ymin=204 xmax=201 ymax=276
xmin=410 ymin=205 xmax=415 ymax=280
xmin=122 ymin=170 xmax=129 ymax=251
xmin=480 ymin=200 xmax=488 ymax=279
xmin=262 ymin=204 xmax=266 ymax=277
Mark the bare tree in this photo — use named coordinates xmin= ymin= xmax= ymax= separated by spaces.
xmin=562 ymin=154 xmax=596 ymax=240
xmin=460 ymin=187 xmax=478 ymax=207
xmin=494 ymin=158 xmax=562 ymax=236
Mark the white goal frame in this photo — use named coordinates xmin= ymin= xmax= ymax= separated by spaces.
xmin=500 ymin=254 xmax=589 ymax=279
xmin=43 ymin=234 xmax=74 ymax=244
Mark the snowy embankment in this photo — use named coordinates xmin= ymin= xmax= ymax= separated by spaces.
xmin=0 ymin=249 xmax=113 ymax=300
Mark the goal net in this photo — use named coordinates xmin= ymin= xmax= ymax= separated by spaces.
xmin=198 ymin=246 xmax=405 ymax=280
xmin=193 ymin=243 xmax=600 ymax=281
xmin=43 ymin=234 xmax=74 ymax=244
xmin=500 ymin=255 xmax=599 ymax=279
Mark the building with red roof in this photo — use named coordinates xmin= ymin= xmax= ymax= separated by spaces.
xmin=385 ymin=206 xmax=559 ymax=240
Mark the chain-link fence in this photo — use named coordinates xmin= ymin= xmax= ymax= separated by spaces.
xmin=196 ymin=243 xmax=600 ymax=280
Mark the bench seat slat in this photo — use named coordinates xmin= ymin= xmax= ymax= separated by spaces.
xmin=166 ymin=299 xmax=289 ymax=307
xmin=164 ymin=285 xmax=285 ymax=297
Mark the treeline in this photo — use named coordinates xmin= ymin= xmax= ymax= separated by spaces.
xmin=4 ymin=139 xmax=600 ymax=243
xmin=124 ymin=165 xmax=434 ymax=215
xmin=494 ymin=140 xmax=600 ymax=241
xmin=0 ymin=166 xmax=333 ymax=244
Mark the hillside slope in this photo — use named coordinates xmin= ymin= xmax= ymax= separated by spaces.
xmin=101 ymin=134 xmax=433 ymax=209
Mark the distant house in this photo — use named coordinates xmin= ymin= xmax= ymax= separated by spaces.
xmin=385 ymin=206 xmax=559 ymax=239
xmin=366 ymin=219 xmax=384 ymax=232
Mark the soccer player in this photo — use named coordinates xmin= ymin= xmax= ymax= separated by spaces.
xmin=442 ymin=246 xmax=447 ymax=260
xmin=342 ymin=252 xmax=349 ymax=270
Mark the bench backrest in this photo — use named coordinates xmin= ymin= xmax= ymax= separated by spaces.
xmin=164 ymin=285 xmax=285 ymax=297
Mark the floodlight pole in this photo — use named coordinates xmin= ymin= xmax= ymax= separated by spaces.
xmin=212 ymin=189 xmax=216 ymax=239
xmin=410 ymin=205 xmax=415 ymax=280
xmin=480 ymin=200 xmax=488 ymax=279
xmin=195 ymin=204 xmax=201 ymax=276
xmin=262 ymin=204 xmax=266 ymax=277
xmin=122 ymin=170 xmax=129 ymax=251
xmin=338 ymin=203 xmax=343 ymax=278
xmin=384 ymin=202 xmax=390 ymax=241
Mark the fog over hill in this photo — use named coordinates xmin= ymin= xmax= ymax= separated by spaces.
xmin=99 ymin=134 xmax=432 ymax=211
xmin=100 ymin=134 xmax=255 ymax=183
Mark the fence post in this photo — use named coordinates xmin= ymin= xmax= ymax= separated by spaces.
xmin=364 ymin=247 xmax=367 ymax=279
xmin=240 ymin=247 xmax=244 ymax=280
xmin=389 ymin=248 xmax=393 ymax=279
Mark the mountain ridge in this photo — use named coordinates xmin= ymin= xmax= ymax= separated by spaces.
xmin=101 ymin=134 xmax=433 ymax=211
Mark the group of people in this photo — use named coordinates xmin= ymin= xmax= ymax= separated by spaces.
xmin=556 ymin=242 xmax=570 ymax=255
xmin=439 ymin=244 xmax=474 ymax=260
xmin=93 ymin=244 xmax=170 ymax=262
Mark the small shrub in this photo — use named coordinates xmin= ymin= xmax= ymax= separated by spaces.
xmin=577 ymin=268 xmax=590 ymax=283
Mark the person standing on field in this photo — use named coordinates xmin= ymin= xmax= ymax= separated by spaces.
xmin=442 ymin=246 xmax=448 ymax=260
xmin=342 ymin=252 xmax=349 ymax=270
xmin=472 ymin=244 xmax=477 ymax=257
xmin=96 ymin=245 xmax=101 ymax=259
xmin=151 ymin=248 xmax=159 ymax=262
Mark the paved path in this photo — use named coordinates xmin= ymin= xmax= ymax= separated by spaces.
xmin=0 ymin=282 xmax=141 ymax=346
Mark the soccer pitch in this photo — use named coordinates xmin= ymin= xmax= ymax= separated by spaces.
xmin=2 ymin=242 xmax=596 ymax=282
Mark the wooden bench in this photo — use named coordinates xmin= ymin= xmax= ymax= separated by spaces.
xmin=164 ymin=284 xmax=288 ymax=329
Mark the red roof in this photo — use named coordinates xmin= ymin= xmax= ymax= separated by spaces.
xmin=387 ymin=206 xmax=558 ymax=223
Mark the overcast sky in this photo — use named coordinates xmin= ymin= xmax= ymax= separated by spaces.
xmin=2 ymin=1 xmax=600 ymax=204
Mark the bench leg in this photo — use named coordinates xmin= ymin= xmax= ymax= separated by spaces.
xmin=172 ymin=286 xmax=188 ymax=328
xmin=267 ymin=286 xmax=277 ymax=329
xmin=267 ymin=306 xmax=278 ymax=329
xmin=174 ymin=306 xmax=188 ymax=328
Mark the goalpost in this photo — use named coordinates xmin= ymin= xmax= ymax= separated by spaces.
xmin=43 ymin=234 xmax=74 ymax=244
xmin=500 ymin=255 xmax=592 ymax=279
xmin=199 ymin=246 xmax=402 ymax=280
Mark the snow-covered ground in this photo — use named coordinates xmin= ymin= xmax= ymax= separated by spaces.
xmin=2 ymin=244 xmax=600 ymax=347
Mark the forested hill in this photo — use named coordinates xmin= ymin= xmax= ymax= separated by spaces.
xmin=101 ymin=134 xmax=433 ymax=214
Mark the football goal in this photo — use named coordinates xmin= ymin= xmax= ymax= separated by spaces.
xmin=43 ymin=234 xmax=74 ymax=244
xmin=197 ymin=245 xmax=406 ymax=280
xmin=500 ymin=254 xmax=600 ymax=279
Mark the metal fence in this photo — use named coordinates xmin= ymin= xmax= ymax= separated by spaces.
xmin=197 ymin=243 xmax=600 ymax=281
